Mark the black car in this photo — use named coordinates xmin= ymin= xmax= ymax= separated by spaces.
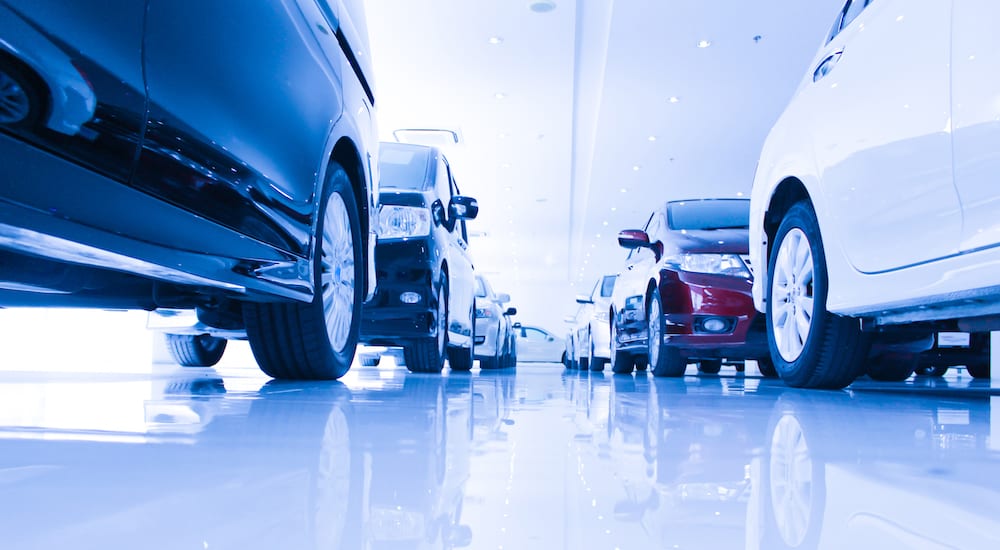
xmin=360 ymin=142 xmax=479 ymax=373
xmin=0 ymin=0 xmax=380 ymax=380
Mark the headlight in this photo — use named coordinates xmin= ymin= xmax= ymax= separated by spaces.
xmin=667 ymin=254 xmax=751 ymax=278
xmin=476 ymin=307 xmax=494 ymax=319
xmin=378 ymin=205 xmax=431 ymax=240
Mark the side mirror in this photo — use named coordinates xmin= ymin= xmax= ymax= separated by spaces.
xmin=618 ymin=229 xmax=661 ymax=261
xmin=575 ymin=294 xmax=594 ymax=305
xmin=505 ymin=307 xmax=517 ymax=316
xmin=495 ymin=292 xmax=511 ymax=305
xmin=449 ymin=195 xmax=479 ymax=220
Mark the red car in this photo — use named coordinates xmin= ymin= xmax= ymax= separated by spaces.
xmin=609 ymin=199 xmax=773 ymax=376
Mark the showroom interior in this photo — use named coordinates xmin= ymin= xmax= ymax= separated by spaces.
xmin=1 ymin=0 xmax=999 ymax=548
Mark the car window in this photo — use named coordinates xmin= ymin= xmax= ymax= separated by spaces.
xmin=829 ymin=0 xmax=870 ymax=41
xmin=434 ymin=157 xmax=451 ymax=202
xmin=521 ymin=327 xmax=548 ymax=341
xmin=599 ymin=275 xmax=616 ymax=297
xmin=379 ymin=143 xmax=431 ymax=190
xmin=666 ymin=199 xmax=750 ymax=230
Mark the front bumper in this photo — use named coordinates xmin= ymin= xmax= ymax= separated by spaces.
xmin=615 ymin=270 xmax=768 ymax=360
xmin=360 ymin=239 xmax=438 ymax=345
xmin=475 ymin=317 xmax=501 ymax=358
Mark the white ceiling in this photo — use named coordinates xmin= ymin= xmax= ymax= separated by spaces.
xmin=364 ymin=0 xmax=845 ymax=332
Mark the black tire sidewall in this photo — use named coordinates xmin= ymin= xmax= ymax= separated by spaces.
xmin=766 ymin=203 xmax=832 ymax=387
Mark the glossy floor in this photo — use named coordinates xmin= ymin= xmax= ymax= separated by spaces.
xmin=1 ymin=351 xmax=999 ymax=549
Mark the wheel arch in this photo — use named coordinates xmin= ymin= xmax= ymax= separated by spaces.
xmin=329 ymin=137 xmax=371 ymax=294
xmin=0 ymin=49 xmax=52 ymax=124
xmin=764 ymin=177 xmax=812 ymax=261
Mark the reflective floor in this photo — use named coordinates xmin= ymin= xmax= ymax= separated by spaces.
xmin=1 ymin=349 xmax=999 ymax=549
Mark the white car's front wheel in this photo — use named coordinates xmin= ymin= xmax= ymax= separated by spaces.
xmin=766 ymin=202 xmax=869 ymax=389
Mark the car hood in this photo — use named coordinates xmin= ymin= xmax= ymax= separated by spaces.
xmin=665 ymin=228 xmax=749 ymax=255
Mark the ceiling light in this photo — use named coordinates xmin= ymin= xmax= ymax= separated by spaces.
xmin=647 ymin=135 xmax=657 ymax=142
xmin=632 ymin=165 xmax=640 ymax=171
xmin=602 ymin=221 xmax=608 ymax=226
xmin=668 ymin=96 xmax=680 ymax=103
xmin=737 ymin=191 xmax=744 ymax=197
xmin=495 ymin=92 xmax=507 ymax=100
xmin=504 ymin=186 xmax=512 ymax=191
xmin=620 ymin=188 xmax=627 ymax=193
xmin=596 ymin=233 xmax=601 ymax=238
xmin=697 ymin=40 xmax=712 ymax=48
xmin=501 ymin=162 xmax=511 ymax=169
xmin=529 ymin=0 xmax=556 ymax=13
xmin=489 ymin=36 xmax=504 ymax=45
xmin=498 ymin=132 xmax=507 ymax=139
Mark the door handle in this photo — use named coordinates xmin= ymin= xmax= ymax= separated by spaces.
xmin=813 ymin=50 xmax=843 ymax=82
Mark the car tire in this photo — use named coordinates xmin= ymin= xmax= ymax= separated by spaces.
xmin=243 ymin=161 xmax=362 ymax=380
xmin=866 ymin=353 xmax=917 ymax=381
xmin=735 ymin=362 xmax=746 ymax=373
xmin=966 ymin=361 xmax=990 ymax=379
xmin=447 ymin=304 xmax=475 ymax=371
xmin=766 ymin=201 xmax=870 ymax=389
xmin=698 ymin=359 xmax=722 ymax=374
xmin=0 ymin=56 xmax=45 ymax=129
xmin=610 ymin=319 xmax=633 ymax=374
xmin=757 ymin=356 xmax=779 ymax=378
xmin=648 ymin=293 xmax=686 ymax=377
xmin=358 ymin=352 xmax=380 ymax=367
xmin=480 ymin=356 xmax=499 ymax=370
xmin=589 ymin=334 xmax=608 ymax=372
xmin=634 ymin=357 xmax=648 ymax=372
xmin=405 ymin=279 xmax=449 ymax=373
xmin=965 ymin=333 xmax=991 ymax=379
xmin=166 ymin=333 xmax=227 ymax=367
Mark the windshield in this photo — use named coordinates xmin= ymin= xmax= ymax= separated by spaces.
xmin=379 ymin=143 xmax=432 ymax=190
xmin=475 ymin=277 xmax=488 ymax=298
xmin=666 ymin=199 xmax=750 ymax=230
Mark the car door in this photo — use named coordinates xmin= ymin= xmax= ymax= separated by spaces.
xmin=139 ymin=0 xmax=346 ymax=257
xmin=951 ymin=0 xmax=1000 ymax=252
xmin=442 ymin=159 xmax=476 ymax=346
xmin=802 ymin=0 xmax=961 ymax=273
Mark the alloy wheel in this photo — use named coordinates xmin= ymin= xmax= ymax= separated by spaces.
xmin=771 ymin=227 xmax=814 ymax=362
xmin=647 ymin=296 xmax=662 ymax=367
xmin=0 ymin=69 xmax=30 ymax=124
xmin=321 ymin=192 xmax=355 ymax=352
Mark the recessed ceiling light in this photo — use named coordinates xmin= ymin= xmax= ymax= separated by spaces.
xmin=697 ymin=40 xmax=712 ymax=48
xmin=632 ymin=165 xmax=640 ymax=171
xmin=620 ymin=188 xmax=627 ymax=193
xmin=529 ymin=0 xmax=556 ymax=13
xmin=489 ymin=36 xmax=504 ymax=45
xmin=668 ymin=96 xmax=680 ymax=103
xmin=501 ymin=162 xmax=511 ymax=169
xmin=497 ymin=132 xmax=507 ymax=139
xmin=596 ymin=233 xmax=601 ymax=238
xmin=611 ymin=207 xmax=617 ymax=211
xmin=494 ymin=92 xmax=507 ymax=100
xmin=504 ymin=186 xmax=512 ymax=191
xmin=602 ymin=221 xmax=608 ymax=226
xmin=647 ymin=135 xmax=657 ymax=142
xmin=737 ymin=191 xmax=744 ymax=197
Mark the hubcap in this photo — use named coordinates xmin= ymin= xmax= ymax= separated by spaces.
xmin=769 ymin=414 xmax=813 ymax=547
xmin=321 ymin=192 xmax=355 ymax=352
xmin=771 ymin=228 xmax=815 ymax=362
xmin=648 ymin=297 xmax=661 ymax=367
xmin=0 ymin=70 xmax=30 ymax=124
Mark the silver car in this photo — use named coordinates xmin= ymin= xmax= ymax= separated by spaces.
xmin=570 ymin=275 xmax=618 ymax=372
xmin=474 ymin=275 xmax=516 ymax=369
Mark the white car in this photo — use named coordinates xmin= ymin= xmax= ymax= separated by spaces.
xmin=512 ymin=324 xmax=565 ymax=363
xmin=749 ymin=0 xmax=999 ymax=389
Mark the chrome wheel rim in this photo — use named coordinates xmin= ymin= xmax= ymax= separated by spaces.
xmin=769 ymin=414 xmax=813 ymax=547
xmin=0 ymin=70 xmax=30 ymax=124
xmin=647 ymin=297 xmax=661 ymax=367
xmin=772 ymin=228 xmax=814 ymax=362
xmin=321 ymin=192 xmax=355 ymax=352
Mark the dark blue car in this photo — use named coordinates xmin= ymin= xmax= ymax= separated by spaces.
xmin=0 ymin=0 xmax=380 ymax=380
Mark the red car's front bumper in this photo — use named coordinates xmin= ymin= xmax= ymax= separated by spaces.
xmin=616 ymin=269 xmax=768 ymax=361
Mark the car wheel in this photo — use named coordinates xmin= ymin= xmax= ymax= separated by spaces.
xmin=735 ymin=362 xmax=746 ymax=373
xmin=697 ymin=359 xmax=722 ymax=375
xmin=243 ymin=161 xmax=362 ymax=380
xmin=757 ymin=356 xmax=779 ymax=378
xmin=0 ymin=56 xmax=44 ymax=129
xmin=634 ymin=357 xmax=648 ymax=372
xmin=358 ymin=352 xmax=381 ymax=367
xmin=166 ymin=333 xmax=227 ymax=367
xmin=589 ymin=333 xmax=608 ymax=371
xmin=866 ymin=353 xmax=917 ymax=381
xmin=648 ymin=293 xmax=686 ymax=377
xmin=966 ymin=361 xmax=990 ymax=379
xmin=766 ymin=201 xmax=869 ymax=389
xmin=447 ymin=304 xmax=475 ymax=371
xmin=405 ymin=279 xmax=449 ymax=373
xmin=914 ymin=365 xmax=947 ymax=377
xmin=965 ymin=333 xmax=991 ymax=379
xmin=610 ymin=319 xmax=633 ymax=374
